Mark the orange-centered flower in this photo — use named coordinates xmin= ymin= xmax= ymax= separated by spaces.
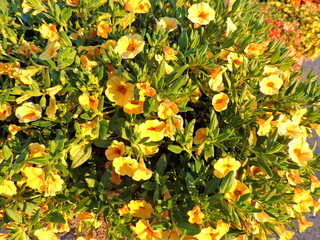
xmin=187 ymin=205 xmax=204 ymax=224
xmin=112 ymin=156 xmax=138 ymax=177
xmin=259 ymin=75 xmax=283 ymax=95
xmin=244 ymin=42 xmax=269 ymax=56
xmin=115 ymin=34 xmax=145 ymax=59
xmin=105 ymin=76 xmax=135 ymax=107
xmin=124 ymin=0 xmax=151 ymax=14
xmin=97 ymin=21 xmax=112 ymax=38
xmin=15 ymin=102 xmax=42 ymax=123
xmin=195 ymin=220 xmax=230 ymax=240
xmin=212 ymin=93 xmax=229 ymax=112
xmin=158 ymin=17 xmax=178 ymax=32
xmin=132 ymin=219 xmax=162 ymax=240
xmin=193 ymin=128 xmax=207 ymax=145
xmin=188 ymin=2 xmax=215 ymax=25
xmin=138 ymin=119 xmax=166 ymax=142
xmin=0 ymin=102 xmax=12 ymax=120
xmin=39 ymin=41 xmax=60 ymax=60
xmin=288 ymin=139 xmax=313 ymax=167
xmin=105 ymin=140 xmax=125 ymax=161
xmin=214 ymin=156 xmax=241 ymax=178
xmin=158 ymin=100 xmax=179 ymax=119
xmin=38 ymin=23 xmax=59 ymax=42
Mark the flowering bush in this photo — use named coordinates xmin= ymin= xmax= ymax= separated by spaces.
xmin=0 ymin=0 xmax=320 ymax=239
xmin=262 ymin=0 xmax=320 ymax=61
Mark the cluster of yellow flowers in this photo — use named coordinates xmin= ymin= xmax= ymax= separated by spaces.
xmin=0 ymin=0 xmax=320 ymax=239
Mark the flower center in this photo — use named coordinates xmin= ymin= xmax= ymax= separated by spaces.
xmin=117 ymin=85 xmax=127 ymax=94
xmin=127 ymin=43 xmax=136 ymax=52
xmin=267 ymin=82 xmax=274 ymax=88
xmin=198 ymin=11 xmax=208 ymax=19
xmin=234 ymin=59 xmax=242 ymax=66
xmin=294 ymin=149 xmax=302 ymax=157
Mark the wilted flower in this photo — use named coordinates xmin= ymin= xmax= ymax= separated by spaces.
xmin=188 ymin=2 xmax=215 ymax=25
xmin=115 ymin=34 xmax=145 ymax=59
xmin=163 ymin=47 xmax=178 ymax=61
xmin=158 ymin=100 xmax=179 ymax=119
xmin=193 ymin=128 xmax=206 ymax=145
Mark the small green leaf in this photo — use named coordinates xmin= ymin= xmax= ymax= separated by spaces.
xmin=156 ymin=153 xmax=167 ymax=175
xmin=5 ymin=208 xmax=23 ymax=223
xmin=204 ymin=177 xmax=221 ymax=195
xmin=47 ymin=211 xmax=66 ymax=224
xmin=168 ymin=145 xmax=183 ymax=154
xmin=179 ymin=223 xmax=200 ymax=236
xmin=219 ymin=171 xmax=236 ymax=194
xmin=71 ymin=144 xmax=92 ymax=168
xmin=2 ymin=144 xmax=13 ymax=161
xmin=142 ymin=182 xmax=156 ymax=190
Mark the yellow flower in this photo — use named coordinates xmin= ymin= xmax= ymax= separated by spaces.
xmin=128 ymin=200 xmax=153 ymax=218
xmin=227 ymin=52 xmax=247 ymax=71
xmin=297 ymin=214 xmax=313 ymax=233
xmin=286 ymin=170 xmax=302 ymax=186
xmin=259 ymin=75 xmax=283 ymax=95
xmin=115 ymin=34 xmax=145 ymax=59
xmin=137 ymin=82 xmax=156 ymax=97
xmin=78 ymin=93 xmax=99 ymax=110
xmin=139 ymin=144 xmax=159 ymax=156
xmin=253 ymin=202 xmax=270 ymax=223
xmin=187 ymin=205 xmax=204 ymax=224
xmin=208 ymin=68 xmax=226 ymax=91
xmin=124 ymin=0 xmax=151 ymax=14
xmin=8 ymin=124 xmax=25 ymax=136
xmin=288 ymin=139 xmax=313 ymax=167
xmin=195 ymin=220 xmax=230 ymax=240
xmin=12 ymin=67 xmax=40 ymax=85
xmin=292 ymin=188 xmax=314 ymax=213
xmin=132 ymin=219 xmax=162 ymax=240
xmin=309 ymin=123 xmax=320 ymax=136
xmin=22 ymin=0 xmax=33 ymax=13
xmin=97 ymin=21 xmax=112 ymax=38
xmin=163 ymin=47 xmax=178 ymax=61
xmin=118 ymin=204 xmax=130 ymax=216
xmin=23 ymin=167 xmax=45 ymax=190
xmin=212 ymin=93 xmax=229 ymax=112
xmin=244 ymin=42 xmax=269 ymax=56
xmin=263 ymin=65 xmax=280 ymax=75
xmin=290 ymin=108 xmax=307 ymax=125
xmin=310 ymin=174 xmax=320 ymax=192
xmin=80 ymin=55 xmax=98 ymax=70
xmin=138 ymin=119 xmax=166 ymax=142
xmin=34 ymin=228 xmax=58 ymax=240
xmin=43 ymin=173 xmax=64 ymax=197
xmin=158 ymin=100 xmax=179 ymax=119
xmin=105 ymin=76 xmax=135 ymax=107
xmin=29 ymin=142 xmax=48 ymax=158
xmin=78 ymin=120 xmax=98 ymax=139
xmin=15 ymin=102 xmax=42 ymax=123
xmin=38 ymin=23 xmax=59 ymax=42
xmin=105 ymin=140 xmax=125 ymax=161
xmin=193 ymin=128 xmax=206 ymax=145
xmin=123 ymin=98 xmax=144 ymax=114
xmin=256 ymin=115 xmax=273 ymax=136
xmin=158 ymin=17 xmax=178 ymax=32
xmin=39 ymin=41 xmax=60 ymax=60
xmin=188 ymin=2 xmax=215 ymax=25
xmin=214 ymin=156 xmax=241 ymax=178
xmin=113 ymin=156 xmax=138 ymax=177
xmin=224 ymin=180 xmax=251 ymax=203
xmin=0 ymin=102 xmax=12 ymax=120
xmin=132 ymin=159 xmax=153 ymax=181
xmin=226 ymin=17 xmax=237 ymax=37
xmin=0 ymin=180 xmax=17 ymax=197
xmin=46 ymin=96 xmax=58 ymax=119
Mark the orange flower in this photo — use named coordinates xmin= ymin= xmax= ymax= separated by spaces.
xmin=115 ymin=34 xmax=145 ymax=59
xmin=118 ymin=204 xmax=130 ymax=216
xmin=158 ymin=17 xmax=178 ymax=32
xmin=0 ymin=102 xmax=12 ymax=120
xmin=224 ymin=180 xmax=251 ymax=203
xmin=297 ymin=214 xmax=313 ymax=233
xmin=292 ymin=188 xmax=314 ymax=213
xmin=288 ymin=139 xmax=313 ymax=167
xmin=310 ymin=174 xmax=320 ymax=192
xmin=193 ymin=128 xmax=206 ymax=145
xmin=259 ymin=75 xmax=283 ymax=95
xmin=253 ymin=203 xmax=270 ymax=223
xmin=188 ymin=2 xmax=215 ymax=25
xmin=138 ymin=119 xmax=166 ymax=142
xmin=105 ymin=76 xmax=135 ymax=107
xmin=256 ymin=115 xmax=273 ymax=136
xmin=105 ymin=140 xmax=125 ymax=161
xmin=124 ymin=0 xmax=151 ymax=14
xmin=132 ymin=219 xmax=162 ymax=240
xmin=163 ymin=47 xmax=178 ymax=61
xmin=286 ymin=170 xmax=302 ymax=186
xmin=214 ymin=156 xmax=241 ymax=178
xmin=244 ymin=42 xmax=269 ymax=56
xmin=158 ymin=100 xmax=179 ymax=119
xmin=112 ymin=156 xmax=138 ymax=177
xmin=123 ymin=98 xmax=144 ymax=115
xmin=137 ymin=82 xmax=156 ymax=97
xmin=128 ymin=200 xmax=153 ymax=218
xmin=12 ymin=67 xmax=40 ymax=85
xmin=78 ymin=93 xmax=99 ymax=110
xmin=46 ymin=96 xmax=58 ymax=119
xmin=227 ymin=52 xmax=247 ymax=71
xmin=208 ymin=67 xmax=226 ymax=91
xmin=29 ymin=143 xmax=48 ymax=158
xmin=212 ymin=93 xmax=229 ymax=112
xmin=97 ymin=21 xmax=112 ymax=38
xmin=187 ymin=205 xmax=204 ymax=224
xmin=138 ymin=144 xmax=159 ymax=156
xmin=8 ymin=124 xmax=25 ymax=136
xmin=39 ymin=41 xmax=60 ymax=60
xmin=15 ymin=102 xmax=42 ymax=123
xmin=309 ymin=123 xmax=320 ymax=136
xmin=38 ymin=23 xmax=59 ymax=42
xmin=132 ymin=159 xmax=153 ymax=181
xmin=65 ymin=0 xmax=79 ymax=6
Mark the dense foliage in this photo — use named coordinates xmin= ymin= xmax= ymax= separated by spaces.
xmin=0 ymin=0 xmax=320 ymax=239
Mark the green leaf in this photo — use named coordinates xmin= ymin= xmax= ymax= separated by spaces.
xmin=204 ymin=177 xmax=221 ymax=195
xmin=71 ymin=144 xmax=92 ymax=168
xmin=99 ymin=119 xmax=110 ymax=140
xmin=219 ymin=171 xmax=236 ymax=194
xmin=178 ymin=28 xmax=189 ymax=51
xmin=2 ymin=144 xmax=13 ymax=161
xmin=31 ymin=121 xmax=56 ymax=127
xmin=142 ymin=182 xmax=156 ymax=190
xmin=74 ymin=197 xmax=91 ymax=213
xmin=179 ymin=223 xmax=200 ymax=236
xmin=186 ymin=173 xmax=198 ymax=196
xmin=156 ymin=153 xmax=167 ymax=175
xmin=257 ymin=154 xmax=273 ymax=178
xmin=5 ymin=208 xmax=23 ymax=223
xmin=165 ymin=65 xmax=188 ymax=84
xmin=47 ymin=211 xmax=66 ymax=224
xmin=18 ymin=202 xmax=39 ymax=216
xmin=168 ymin=74 xmax=189 ymax=92
xmin=168 ymin=145 xmax=183 ymax=154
